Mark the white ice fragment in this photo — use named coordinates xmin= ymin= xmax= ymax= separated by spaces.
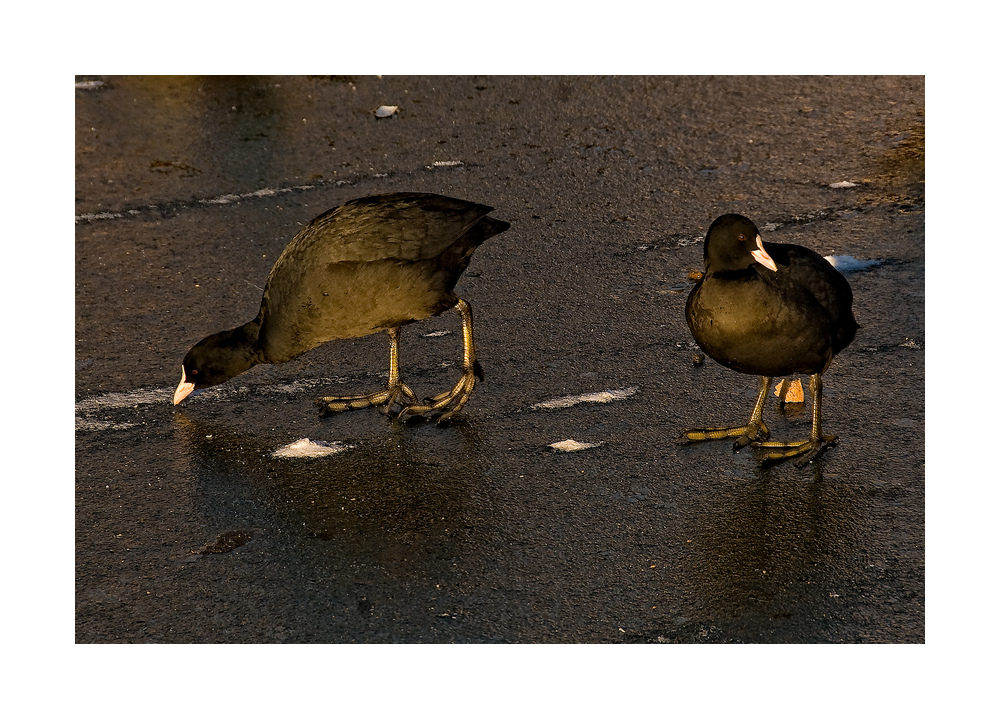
xmin=424 ymin=330 xmax=451 ymax=337
xmin=201 ymin=194 xmax=241 ymax=205
xmin=76 ymin=387 xmax=173 ymax=413
xmin=531 ymin=386 xmax=639 ymax=410
xmin=258 ymin=377 xmax=351 ymax=395
xmin=431 ymin=160 xmax=463 ymax=167
xmin=75 ymin=80 xmax=106 ymax=90
xmin=824 ymin=255 xmax=881 ymax=272
xmin=272 ymin=438 xmax=353 ymax=458
xmin=76 ymin=418 xmax=137 ymax=432
xmin=828 ymin=181 xmax=858 ymax=188
xmin=75 ymin=211 xmax=124 ymax=222
xmin=549 ymin=439 xmax=602 ymax=452
xmin=375 ymin=105 xmax=399 ymax=118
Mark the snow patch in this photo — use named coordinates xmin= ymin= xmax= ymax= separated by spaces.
xmin=532 ymin=386 xmax=639 ymax=410
xmin=824 ymin=255 xmax=881 ymax=272
xmin=272 ymin=439 xmax=353 ymax=458
xmin=548 ymin=439 xmax=602 ymax=452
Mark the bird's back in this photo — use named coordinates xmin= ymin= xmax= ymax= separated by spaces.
xmin=272 ymin=193 xmax=502 ymax=268
xmin=763 ymin=242 xmax=858 ymax=355
xmin=256 ymin=193 xmax=508 ymax=362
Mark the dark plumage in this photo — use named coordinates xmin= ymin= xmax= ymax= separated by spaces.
xmin=681 ymin=213 xmax=858 ymax=464
xmin=173 ymin=192 xmax=509 ymax=422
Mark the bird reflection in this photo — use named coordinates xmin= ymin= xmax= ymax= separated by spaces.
xmin=171 ymin=411 xmax=492 ymax=577
xmin=696 ymin=461 xmax=825 ymax=609
xmin=651 ymin=455 xmax=862 ymax=641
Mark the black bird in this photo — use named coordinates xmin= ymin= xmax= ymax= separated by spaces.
xmin=681 ymin=213 xmax=858 ymax=464
xmin=173 ymin=192 xmax=509 ymax=422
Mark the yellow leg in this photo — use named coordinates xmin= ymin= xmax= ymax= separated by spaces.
xmin=753 ymin=373 xmax=838 ymax=466
xmin=317 ymin=327 xmax=418 ymax=415
xmin=398 ymin=298 xmax=483 ymax=423
xmin=680 ymin=375 xmax=773 ymax=449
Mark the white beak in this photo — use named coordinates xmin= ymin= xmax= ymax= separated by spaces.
xmin=751 ymin=235 xmax=777 ymax=272
xmin=173 ymin=366 xmax=195 ymax=405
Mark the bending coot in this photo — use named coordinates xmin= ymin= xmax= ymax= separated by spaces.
xmin=682 ymin=214 xmax=858 ymax=465
xmin=173 ymin=193 xmax=510 ymax=422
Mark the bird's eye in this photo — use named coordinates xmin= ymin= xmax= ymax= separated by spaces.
xmin=738 ymin=233 xmax=746 ymax=241
xmin=191 ymin=369 xmax=198 ymax=375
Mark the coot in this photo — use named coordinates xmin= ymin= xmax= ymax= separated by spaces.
xmin=173 ymin=192 xmax=509 ymax=422
xmin=681 ymin=214 xmax=858 ymax=464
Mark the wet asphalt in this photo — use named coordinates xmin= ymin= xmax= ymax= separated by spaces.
xmin=75 ymin=76 xmax=924 ymax=643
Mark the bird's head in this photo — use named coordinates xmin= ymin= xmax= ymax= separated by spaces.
xmin=704 ymin=214 xmax=777 ymax=273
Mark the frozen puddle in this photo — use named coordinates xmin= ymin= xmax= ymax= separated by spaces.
xmin=548 ymin=439 xmax=602 ymax=452
xmin=256 ymin=377 xmax=358 ymax=395
xmin=825 ymin=255 xmax=881 ymax=273
xmin=76 ymin=418 xmax=138 ymax=432
xmin=76 ymin=387 xmax=170 ymax=431
xmin=75 ymin=378 xmax=355 ymax=432
xmin=75 ymin=183 xmax=318 ymax=223
xmin=272 ymin=438 xmax=353 ymax=458
xmin=76 ymin=387 xmax=173 ymax=414
xmin=75 ymin=386 xmax=174 ymax=433
xmin=531 ymin=386 xmax=639 ymax=410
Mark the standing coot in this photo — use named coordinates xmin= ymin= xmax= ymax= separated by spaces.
xmin=173 ymin=192 xmax=509 ymax=422
xmin=682 ymin=214 xmax=858 ymax=464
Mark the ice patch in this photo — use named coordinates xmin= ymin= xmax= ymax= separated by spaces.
xmin=549 ymin=439 xmax=602 ymax=452
xmin=531 ymin=386 xmax=639 ymax=410
xmin=824 ymin=255 xmax=881 ymax=272
xmin=75 ymin=211 xmax=124 ymax=222
xmin=272 ymin=438 xmax=353 ymax=458
xmin=77 ymin=184 xmax=316 ymax=222
xmin=829 ymin=181 xmax=858 ymax=188
xmin=76 ymin=377 xmax=359 ymax=418
xmin=424 ymin=330 xmax=451 ymax=337
xmin=76 ymin=387 xmax=173 ymax=432
xmin=257 ymin=377 xmax=353 ymax=395
xmin=201 ymin=194 xmax=242 ymax=205
xmin=76 ymin=418 xmax=138 ymax=432
xmin=76 ymin=387 xmax=173 ymax=413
